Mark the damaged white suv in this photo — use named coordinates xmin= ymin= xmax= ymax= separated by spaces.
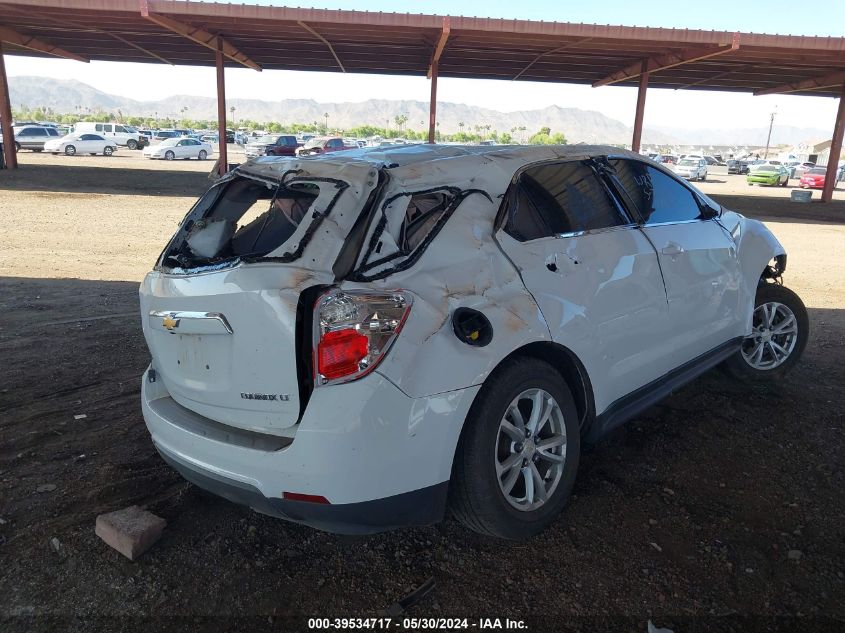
xmin=140 ymin=145 xmax=807 ymax=539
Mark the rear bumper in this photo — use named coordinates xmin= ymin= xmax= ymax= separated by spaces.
xmin=141 ymin=366 xmax=480 ymax=533
xmin=156 ymin=443 xmax=448 ymax=534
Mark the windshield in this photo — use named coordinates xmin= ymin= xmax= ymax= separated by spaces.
xmin=304 ymin=138 xmax=324 ymax=148
xmin=256 ymin=135 xmax=276 ymax=144
xmin=756 ymin=166 xmax=777 ymax=172
xmin=808 ymin=168 xmax=826 ymax=175
xmin=678 ymin=160 xmax=697 ymax=167
xmin=158 ymin=139 xmax=179 ymax=147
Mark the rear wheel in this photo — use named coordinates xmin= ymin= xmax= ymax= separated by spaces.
xmin=14 ymin=142 xmax=20 ymax=152
xmin=450 ymin=357 xmax=580 ymax=539
xmin=64 ymin=145 xmax=76 ymax=156
xmin=103 ymin=146 xmax=113 ymax=156
xmin=164 ymin=150 xmax=175 ymax=161
xmin=723 ymin=283 xmax=808 ymax=381
xmin=126 ymin=139 xmax=138 ymax=150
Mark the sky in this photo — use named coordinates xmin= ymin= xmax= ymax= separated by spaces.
xmin=5 ymin=0 xmax=845 ymax=131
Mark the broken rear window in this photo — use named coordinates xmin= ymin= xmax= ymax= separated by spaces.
xmin=351 ymin=188 xmax=460 ymax=281
xmin=158 ymin=175 xmax=328 ymax=271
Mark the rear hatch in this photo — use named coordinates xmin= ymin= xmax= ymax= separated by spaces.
xmin=140 ymin=157 xmax=380 ymax=435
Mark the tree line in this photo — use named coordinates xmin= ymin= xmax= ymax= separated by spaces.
xmin=11 ymin=106 xmax=568 ymax=145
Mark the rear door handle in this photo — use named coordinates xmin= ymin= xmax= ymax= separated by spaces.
xmin=661 ymin=242 xmax=685 ymax=257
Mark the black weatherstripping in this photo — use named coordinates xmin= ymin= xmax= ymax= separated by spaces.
xmin=586 ymin=337 xmax=744 ymax=444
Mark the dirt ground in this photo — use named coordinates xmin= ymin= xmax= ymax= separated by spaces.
xmin=1 ymin=152 xmax=843 ymax=632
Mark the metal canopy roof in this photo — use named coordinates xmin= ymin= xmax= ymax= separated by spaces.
xmin=0 ymin=0 xmax=844 ymax=98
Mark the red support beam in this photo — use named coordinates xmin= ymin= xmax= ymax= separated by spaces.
xmin=754 ymin=71 xmax=845 ymax=97
xmin=821 ymin=82 xmax=845 ymax=203
xmin=215 ymin=36 xmax=228 ymax=177
xmin=140 ymin=9 xmax=261 ymax=71
xmin=428 ymin=59 xmax=438 ymax=144
xmin=631 ymin=60 xmax=649 ymax=153
xmin=0 ymin=41 xmax=17 ymax=169
xmin=427 ymin=17 xmax=450 ymax=79
xmin=0 ymin=25 xmax=89 ymax=63
xmin=593 ymin=33 xmax=739 ymax=88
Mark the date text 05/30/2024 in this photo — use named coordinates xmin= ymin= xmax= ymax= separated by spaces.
xmin=307 ymin=618 xmax=528 ymax=630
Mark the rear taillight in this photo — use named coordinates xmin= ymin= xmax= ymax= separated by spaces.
xmin=313 ymin=289 xmax=413 ymax=386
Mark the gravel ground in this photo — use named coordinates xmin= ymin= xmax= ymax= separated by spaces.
xmin=1 ymin=152 xmax=843 ymax=633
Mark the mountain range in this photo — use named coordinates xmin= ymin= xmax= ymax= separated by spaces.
xmin=7 ymin=76 xmax=831 ymax=147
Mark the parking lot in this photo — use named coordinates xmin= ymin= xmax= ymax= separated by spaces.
xmin=1 ymin=151 xmax=844 ymax=631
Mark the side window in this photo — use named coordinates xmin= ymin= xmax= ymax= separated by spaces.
xmin=399 ymin=192 xmax=454 ymax=252
xmin=114 ymin=125 xmax=126 ymax=133
xmin=103 ymin=124 xmax=112 ymax=133
xmin=504 ymin=161 xmax=626 ymax=242
xmin=609 ymin=159 xmax=705 ymax=225
xmin=95 ymin=124 xmax=103 ymax=132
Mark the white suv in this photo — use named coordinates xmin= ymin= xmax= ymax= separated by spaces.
xmin=140 ymin=145 xmax=807 ymax=538
xmin=673 ymin=157 xmax=708 ymax=181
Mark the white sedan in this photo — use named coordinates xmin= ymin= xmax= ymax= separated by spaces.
xmin=143 ymin=138 xmax=213 ymax=161
xmin=44 ymin=133 xmax=118 ymax=156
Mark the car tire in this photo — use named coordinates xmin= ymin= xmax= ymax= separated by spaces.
xmin=781 ymin=177 xmax=788 ymax=187
xmin=450 ymin=357 xmax=580 ymax=540
xmin=198 ymin=150 xmax=207 ymax=160
xmin=700 ymin=173 xmax=706 ymax=181
xmin=127 ymin=139 xmax=138 ymax=150
xmin=164 ymin=151 xmax=175 ymax=161
xmin=14 ymin=142 xmax=20 ymax=152
xmin=33 ymin=149 xmax=42 ymax=153
xmin=65 ymin=145 xmax=76 ymax=156
xmin=722 ymin=283 xmax=808 ymax=381
xmin=104 ymin=146 xmax=113 ymax=156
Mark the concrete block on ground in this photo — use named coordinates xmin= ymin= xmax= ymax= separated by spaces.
xmin=95 ymin=505 xmax=166 ymax=561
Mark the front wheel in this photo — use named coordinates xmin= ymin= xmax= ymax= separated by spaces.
xmin=126 ymin=139 xmax=138 ymax=150
xmin=723 ymin=283 xmax=808 ymax=381
xmin=103 ymin=146 xmax=113 ymax=156
xmin=450 ymin=357 xmax=580 ymax=539
xmin=164 ymin=150 xmax=175 ymax=161
xmin=198 ymin=150 xmax=207 ymax=160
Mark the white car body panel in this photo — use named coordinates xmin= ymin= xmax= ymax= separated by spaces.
xmin=143 ymin=139 xmax=214 ymax=159
xmin=138 ymin=144 xmax=789 ymax=533
xmin=44 ymin=134 xmax=115 ymax=155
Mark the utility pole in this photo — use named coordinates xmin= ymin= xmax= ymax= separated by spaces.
xmin=764 ymin=107 xmax=777 ymax=159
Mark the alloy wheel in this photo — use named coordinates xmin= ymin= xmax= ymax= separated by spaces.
xmin=495 ymin=388 xmax=567 ymax=512
xmin=741 ymin=301 xmax=799 ymax=370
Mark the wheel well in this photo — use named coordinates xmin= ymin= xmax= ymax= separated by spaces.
xmin=501 ymin=341 xmax=595 ymax=435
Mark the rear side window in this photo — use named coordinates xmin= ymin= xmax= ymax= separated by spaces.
xmin=504 ymin=161 xmax=626 ymax=241
xmin=609 ymin=159 xmax=705 ymax=225
xmin=159 ymin=177 xmax=324 ymax=270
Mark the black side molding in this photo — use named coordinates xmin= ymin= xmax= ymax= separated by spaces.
xmin=586 ymin=337 xmax=743 ymax=444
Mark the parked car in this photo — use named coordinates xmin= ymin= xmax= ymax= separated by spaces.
xmin=153 ymin=130 xmax=180 ymax=142
xmin=139 ymin=145 xmax=807 ymax=538
xmin=200 ymin=134 xmax=219 ymax=144
xmin=727 ymin=159 xmax=749 ymax=174
xmin=660 ymin=154 xmax=677 ymax=165
xmin=44 ymin=133 xmax=118 ymax=156
xmin=799 ymin=167 xmax=827 ymax=189
xmin=790 ymin=162 xmax=816 ymax=179
xmin=295 ymin=136 xmax=355 ymax=156
xmin=672 ymin=158 xmax=708 ymax=181
xmin=746 ymin=164 xmax=789 ymax=187
xmin=143 ymin=137 xmax=213 ymax=160
xmin=73 ymin=122 xmax=147 ymax=149
xmin=10 ymin=125 xmax=60 ymax=151
xmin=244 ymin=134 xmax=302 ymax=158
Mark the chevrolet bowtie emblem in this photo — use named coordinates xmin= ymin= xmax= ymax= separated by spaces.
xmin=162 ymin=315 xmax=180 ymax=331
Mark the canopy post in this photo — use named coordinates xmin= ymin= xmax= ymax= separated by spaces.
xmin=821 ymin=82 xmax=845 ymax=203
xmin=0 ymin=42 xmax=17 ymax=169
xmin=631 ymin=60 xmax=649 ymax=153
xmin=428 ymin=60 xmax=438 ymax=144
xmin=216 ymin=36 xmax=228 ymax=177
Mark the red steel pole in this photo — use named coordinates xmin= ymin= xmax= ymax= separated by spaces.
xmin=631 ymin=60 xmax=649 ymax=153
xmin=428 ymin=59 xmax=438 ymax=144
xmin=0 ymin=41 xmax=18 ymax=169
xmin=821 ymin=82 xmax=845 ymax=203
xmin=216 ymin=36 xmax=228 ymax=177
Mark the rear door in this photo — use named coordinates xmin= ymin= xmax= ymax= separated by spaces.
xmin=609 ymin=158 xmax=742 ymax=364
xmin=495 ymin=160 xmax=673 ymax=413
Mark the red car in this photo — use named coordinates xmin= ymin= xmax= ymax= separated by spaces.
xmin=799 ymin=167 xmax=827 ymax=189
xmin=295 ymin=137 xmax=355 ymax=156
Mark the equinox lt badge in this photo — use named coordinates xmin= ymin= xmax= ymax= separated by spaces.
xmin=241 ymin=392 xmax=290 ymax=402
